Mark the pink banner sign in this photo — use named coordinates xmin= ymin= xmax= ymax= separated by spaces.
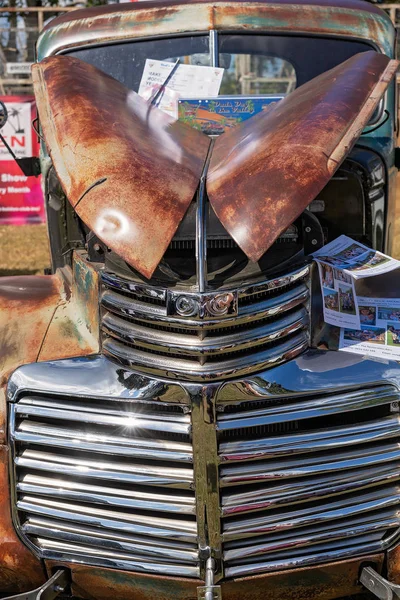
xmin=0 ymin=95 xmax=45 ymax=225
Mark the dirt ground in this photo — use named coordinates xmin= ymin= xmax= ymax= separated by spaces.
xmin=0 ymin=224 xmax=50 ymax=276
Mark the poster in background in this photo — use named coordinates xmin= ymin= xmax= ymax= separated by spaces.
xmin=0 ymin=95 xmax=45 ymax=225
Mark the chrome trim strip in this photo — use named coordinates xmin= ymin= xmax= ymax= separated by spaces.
xmin=18 ymin=474 xmax=195 ymax=514
xmin=220 ymin=444 xmax=400 ymax=486
xmin=23 ymin=516 xmax=193 ymax=552
xmin=219 ymin=415 xmax=400 ymax=463
xmin=23 ymin=518 xmax=198 ymax=563
xmin=36 ymin=539 xmax=200 ymax=577
xmin=18 ymin=496 xmax=198 ymax=542
xmin=236 ymin=265 xmax=310 ymax=299
xmin=223 ymin=512 xmax=400 ymax=562
xmin=221 ymin=486 xmax=400 ymax=542
xmin=221 ymin=463 xmax=400 ymax=516
xmin=217 ymin=385 xmax=399 ymax=430
xmin=102 ymin=307 xmax=308 ymax=357
xmin=101 ymin=264 xmax=309 ymax=304
xmin=224 ymin=541 xmax=386 ymax=578
xmin=15 ymin=420 xmax=193 ymax=462
xmin=14 ymin=402 xmax=190 ymax=435
xmin=103 ymin=331 xmax=309 ymax=382
xmin=101 ymin=271 xmax=166 ymax=302
xmin=16 ymin=449 xmax=193 ymax=488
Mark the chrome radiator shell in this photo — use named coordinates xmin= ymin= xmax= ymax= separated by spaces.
xmin=7 ymin=352 xmax=400 ymax=582
xmin=100 ymin=265 xmax=310 ymax=381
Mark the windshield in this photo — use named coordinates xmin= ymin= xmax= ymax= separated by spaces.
xmin=68 ymin=33 xmax=374 ymax=96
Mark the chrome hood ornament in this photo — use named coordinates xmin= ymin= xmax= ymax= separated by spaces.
xmin=32 ymin=52 xmax=398 ymax=278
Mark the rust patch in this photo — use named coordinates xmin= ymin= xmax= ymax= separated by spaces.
xmin=32 ymin=55 xmax=210 ymax=279
xmin=45 ymin=554 xmax=383 ymax=600
xmin=221 ymin=554 xmax=384 ymax=600
xmin=36 ymin=1 xmax=394 ymax=62
xmin=38 ymin=253 xmax=100 ymax=362
xmin=207 ymin=51 xmax=398 ymax=263
xmin=0 ymin=274 xmax=63 ymax=442
xmin=0 ymin=446 xmax=45 ymax=594
xmin=0 ymin=256 xmax=100 ymax=440
xmin=387 ymin=545 xmax=400 ymax=585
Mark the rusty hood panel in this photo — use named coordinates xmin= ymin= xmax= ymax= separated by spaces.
xmin=207 ymin=51 xmax=398 ymax=262
xmin=32 ymin=55 xmax=210 ymax=279
xmin=34 ymin=51 xmax=397 ymax=277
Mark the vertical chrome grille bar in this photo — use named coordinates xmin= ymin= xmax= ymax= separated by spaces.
xmin=191 ymin=383 xmax=223 ymax=579
xmin=196 ymin=141 xmax=214 ymax=293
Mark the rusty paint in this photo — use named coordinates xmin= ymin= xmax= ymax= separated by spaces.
xmin=207 ymin=51 xmax=398 ymax=263
xmin=386 ymin=545 xmax=400 ymax=585
xmin=0 ymin=254 xmax=100 ymax=439
xmin=221 ymin=554 xmax=384 ymax=600
xmin=36 ymin=1 xmax=395 ymax=62
xmin=0 ymin=274 xmax=63 ymax=443
xmin=0 ymin=446 xmax=45 ymax=594
xmin=45 ymin=554 xmax=383 ymax=600
xmin=38 ymin=252 xmax=100 ymax=361
xmin=32 ymin=55 xmax=210 ymax=279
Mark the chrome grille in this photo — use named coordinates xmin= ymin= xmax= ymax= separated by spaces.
xmin=217 ymin=384 xmax=400 ymax=578
xmin=10 ymin=393 xmax=199 ymax=577
xmin=101 ymin=265 xmax=310 ymax=381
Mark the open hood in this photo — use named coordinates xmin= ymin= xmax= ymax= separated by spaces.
xmin=32 ymin=56 xmax=210 ymax=279
xmin=33 ymin=52 xmax=398 ymax=279
xmin=207 ymin=51 xmax=399 ymax=262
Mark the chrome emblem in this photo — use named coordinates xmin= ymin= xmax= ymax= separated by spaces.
xmin=167 ymin=291 xmax=238 ymax=320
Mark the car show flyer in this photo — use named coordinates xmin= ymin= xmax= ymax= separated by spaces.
xmin=138 ymin=59 xmax=224 ymax=118
xmin=339 ymin=297 xmax=400 ymax=360
xmin=177 ymin=96 xmax=283 ymax=135
xmin=314 ymin=235 xmax=400 ymax=359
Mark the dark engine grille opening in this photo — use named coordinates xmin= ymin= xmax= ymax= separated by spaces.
xmin=216 ymin=384 xmax=400 ymax=578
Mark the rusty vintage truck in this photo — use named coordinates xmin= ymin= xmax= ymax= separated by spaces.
xmin=2 ymin=0 xmax=400 ymax=599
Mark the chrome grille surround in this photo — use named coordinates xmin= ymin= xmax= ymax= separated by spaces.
xmin=100 ymin=264 xmax=310 ymax=381
xmin=8 ymin=358 xmax=199 ymax=578
xmin=8 ymin=353 xmax=400 ymax=583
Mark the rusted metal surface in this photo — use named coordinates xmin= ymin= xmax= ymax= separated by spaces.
xmin=45 ymin=562 xmax=201 ymax=600
xmin=221 ymin=554 xmax=384 ymax=600
xmin=38 ymin=252 xmax=100 ymax=361
xmin=46 ymin=554 xmax=383 ymax=600
xmin=0 ymin=274 xmax=62 ymax=443
xmin=0 ymin=254 xmax=100 ymax=439
xmin=207 ymin=51 xmax=398 ymax=263
xmin=0 ymin=445 xmax=45 ymax=594
xmin=36 ymin=0 xmax=395 ymax=62
xmin=33 ymin=55 xmax=209 ymax=279
xmin=387 ymin=545 xmax=400 ymax=585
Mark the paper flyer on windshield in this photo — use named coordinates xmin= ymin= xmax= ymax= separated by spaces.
xmin=313 ymin=235 xmax=400 ymax=360
xmin=138 ymin=59 xmax=224 ymax=118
